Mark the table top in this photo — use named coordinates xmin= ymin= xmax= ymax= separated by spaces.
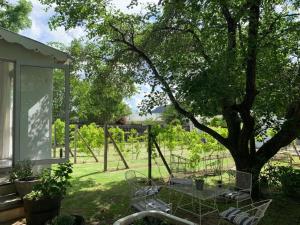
xmin=167 ymin=184 xmax=228 ymax=200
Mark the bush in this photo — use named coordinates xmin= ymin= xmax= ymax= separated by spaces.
xmin=278 ymin=166 xmax=300 ymax=197
xmin=77 ymin=123 xmax=104 ymax=153
xmin=261 ymin=164 xmax=300 ymax=197
xmin=9 ymin=160 xmax=34 ymax=182
xmin=52 ymin=119 xmax=65 ymax=146
xmin=24 ymin=162 xmax=73 ymax=200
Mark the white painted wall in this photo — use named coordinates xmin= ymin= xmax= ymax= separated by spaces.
xmin=19 ymin=66 xmax=53 ymax=160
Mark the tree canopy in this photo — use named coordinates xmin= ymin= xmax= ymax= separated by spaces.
xmin=51 ymin=40 xmax=135 ymax=124
xmin=41 ymin=0 xmax=300 ymax=193
xmin=0 ymin=0 xmax=32 ymax=32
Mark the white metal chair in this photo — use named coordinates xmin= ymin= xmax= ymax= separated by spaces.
xmin=125 ymin=170 xmax=160 ymax=198
xmin=221 ymin=170 xmax=253 ymax=207
xmin=125 ymin=170 xmax=171 ymax=213
xmin=219 ymin=199 xmax=272 ymax=225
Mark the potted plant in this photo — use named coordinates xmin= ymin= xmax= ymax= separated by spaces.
xmin=9 ymin=160 xmax=40 ymax=198
xmin=46 ymin=215 xmax=85 ymax=225
xmin=194 ymin=176 xmax=205 ymax=190
xmin=23 ymin=161 xmax=73 ymax=225
xmin=216 ymin=179 xmax=223 ymax=188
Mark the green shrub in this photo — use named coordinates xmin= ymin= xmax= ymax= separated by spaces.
xmin=52 ymin=119 xmax=65 ymax=146
xmin=9 ymin=160 xmax=34 ymax=182
xmin=277 ymin=166 xmax=300 ymax=197
xmin=77 ymin=123 xmax=104 ymax=153
xmin=24 ymin=162 xmax=73 ymax=200
xmin=261 ymin=165 xmax=300 ymax=197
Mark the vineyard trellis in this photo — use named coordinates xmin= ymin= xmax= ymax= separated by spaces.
xmin=51 ymin=119 xmax=234 ymax=174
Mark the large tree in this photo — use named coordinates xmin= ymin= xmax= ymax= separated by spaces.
xmin=51 ymin=40 xmax=135 ymax=124
xmin=41 ymin=0 xmax=300 ymax=195
xmin=0 ymin=0 xmax=32 ymax=32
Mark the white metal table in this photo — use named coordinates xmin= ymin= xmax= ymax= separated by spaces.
xmin=167 ymin=184 xmax=228 ymax=225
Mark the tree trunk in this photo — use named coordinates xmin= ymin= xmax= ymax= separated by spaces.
xmin=232 ymin=149 xmax=265 ymax=199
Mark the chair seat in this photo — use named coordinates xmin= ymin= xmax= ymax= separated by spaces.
xmin=220 ymin=207 xmax=242 ymax=223
xmin=220 ymin=207 xmax=257 ymax=225
xmin=132 ymin=198 xmax=171 ymax=213
xmin=222 ymin=190 xmax=251 ymax=200
xmin=134 ymin=186 xmax=160 ymax=197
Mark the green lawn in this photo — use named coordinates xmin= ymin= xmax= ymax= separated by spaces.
xmin=60 ymin=162 xmax=300 ymax=225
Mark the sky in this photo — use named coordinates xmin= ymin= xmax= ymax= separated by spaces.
xmin=11 ymin=0 xmax=157 ymax=113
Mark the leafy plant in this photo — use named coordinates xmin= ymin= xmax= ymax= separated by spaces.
xmin=9 ymin=160 xmax=34 ymax=182
xmin=261 ymin=164 xmax=300 ymax=197
xmin=24 ymin=162 xmax=73 ymax=200
xmin=77 ymin=123 xmax=104 ymax=153
xmin=277 ymin=166 xmax=300 ymax=197
xmin=260 ymin=164 xmax=282 ymax=188
xmin=52 ymin=119 xmax=65 ymax=146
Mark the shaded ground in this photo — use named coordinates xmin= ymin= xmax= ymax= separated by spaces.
xmin=60 ymin=163 xmax=300 ymax=225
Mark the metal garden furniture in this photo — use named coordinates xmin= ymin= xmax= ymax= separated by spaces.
xmin=220 ymin=170 xmax=253 ymax=207
xmin=125 ymin=170 xmax=171 ymax=213
xmin=125 ymin=170 xmax=160 ymax=198
xmin=113 ymin=210 xmax=197 ymax=225
xmin=168 ymin=176 xmax=229 ymax=225
xmin=218 ymin=199 xmax=272 ymax=225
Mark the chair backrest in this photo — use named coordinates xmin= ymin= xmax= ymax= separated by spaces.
xmin=228 ymin=170 xmax=252 ymax=191
xmin=125 ymin=170 xmax=142 ymax=195
xmin=253 ymin=199 xmax=272 ymax=222
xmin=125 ymin=170 xmax=138 ymax=187
xmin=125 ymin=170 xmax=137 ymax=182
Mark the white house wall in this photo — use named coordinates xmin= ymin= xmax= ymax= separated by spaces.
xmin=20 ymin=66 xmax=53 ymax=161
xmin=0 ymin=39 xmax=56 ymax=64
xmin=0 ymin=39 xmax=56 ymax=162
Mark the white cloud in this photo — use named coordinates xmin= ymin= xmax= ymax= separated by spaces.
xmin=14 ymin=0 xmax=158 ymax=45
xmin=18 ymin=0 xmax=85 ymax=45
xmin=125 ymin=84 xmax=151 ymax=112
xmin=111 ymin=0 xmax=158 ymax=13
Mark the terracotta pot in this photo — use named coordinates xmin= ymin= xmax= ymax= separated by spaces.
xmin=15 ymin=177 xmax=40 ymax=198
xmin=24 ymin=197 xmax=62 ymax=225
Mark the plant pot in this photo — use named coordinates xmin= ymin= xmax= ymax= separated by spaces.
xmin=45 ymin=215 xmax=85 ymax=225
xmin=15 ymin=177 xmax=39 ymax=198
xmin=217 ymin=180 xmax=223 ymax=188
xmin=73 ymin=215 xmax=85 ymax=225
xmin=195 ymin=179 xmax=204 ymax=190
xmin=24 ymin=197 xmax=62 ymax=225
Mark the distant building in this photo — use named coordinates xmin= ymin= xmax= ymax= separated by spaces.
xmin=127 ymin=106 xmax=166 ymax=123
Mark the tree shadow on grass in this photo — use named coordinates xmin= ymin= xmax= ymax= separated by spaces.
xmin=61 ymin=179 xmax=131 ymax=225
xmin=62 ymin=178 xmax=300 ymax=225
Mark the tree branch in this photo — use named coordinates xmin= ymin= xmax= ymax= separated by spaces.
xmin=109 ymin=23 xmax=230 ymax=148
xmin=241 ymin=0 xmax=261 ymax=109
xmin=219 ymin=0 xmax=237 ymax=50
xmin=152 ymin=26 xmax=211 ymax=63
xmin=256 ymin=101 xmax=300 ymax=165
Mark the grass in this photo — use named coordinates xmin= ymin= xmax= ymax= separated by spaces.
xmin=60 ymin=162 xmax=300 ymax=225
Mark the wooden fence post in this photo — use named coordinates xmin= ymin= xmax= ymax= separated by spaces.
xmin=153 ymin=137 xmax=172 ymax=176
xmin=74 ymin=125 xmax=78 ymax=164
xmin=104 ymin=123 xmax=108 ymax=171
xmin=107 ymin=131 xmax=129 ymax=169
xmin=148 ymin=125 xmax=152 ymax=181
